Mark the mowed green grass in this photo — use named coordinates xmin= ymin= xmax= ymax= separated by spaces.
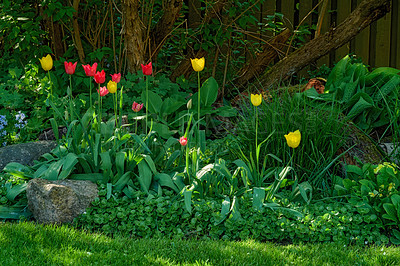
xmin=0 ymin=222 xmax=399 ymax=265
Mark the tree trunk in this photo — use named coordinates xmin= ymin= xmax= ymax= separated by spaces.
xmin=122 ymin=0 xmax=145 ymax=72
xmin=72 ymin=0 xmax=85 ymax=63
xmin=149 ymin=0 xmax=183 ymax=61
xmin=233 ymin=28 xmax=291 ymax=89
xmin=260 ymin=0 xmax=391 ymax=89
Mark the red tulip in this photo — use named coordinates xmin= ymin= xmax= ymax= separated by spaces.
xmin=132 ymin=102 xmax=143 ymax=112
xmin=141 ymin=62 xmax=152 ymax=76
xmin=179 ymin=136 xmax=188 ymax=146
xmin=82 ymin=63 xmax=98 ymax=77
xmin=64 ymin=61 xmax=77 ymax=75
xmin=97 ymin=86 xmax=109 ymax=97
xmin=94 ymin=70 xmax=106 ymax=84
xmin=110 ymin=73 xmax=121 ymax=83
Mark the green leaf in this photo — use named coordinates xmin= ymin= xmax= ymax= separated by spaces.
xmin=106 ymin=183 xmax=112 ymax=199
xmin=253 ymin=187 xmax=265 ymax=210
xmin=230 ymin=196 xmax=242 ymax=221
xmin=346 ymin=96 xmax=373 ymax=119
xmin=142 ymin=90 xmax=162 ymax=114
xmin=100 ymin=152 xmax=112 ymax=183
xmin=113 ymin=171 xmax=132 ymax=191
xmin=154 ymin=173 xmax=179 ymax=193
xmin=137 ymin=159 xmax=153 ymax=193
xmin=234 ymin=159 xmax=254 ymax=183
xmin=58 ymin=153 xmax=78 ymax=180
xmin=69 ymin=173 xmax=103 ymax=182
xmin=5 ymin=183 xmax=27 ymax=201
xmin=115 ymin=152 xmax=126 ymax=178
xmin=200 ymin=77 xmax=218 ymax=106
xmin=183 ymin=188 xmax=192 ymax=213
xmin=0 ymin=205 xmax=32 ymax=219
xmin=374 ymin=75 xmax=400 ymax=101
xmin=391 ymin=194 xmax=400 ymax=207
xmin=3 ymin=162 xmax=32 ymax=179
xmin=214 ymin=196 xmax=231 ymax=225
xmin=383 ymin=203 xmax=398 ymax=222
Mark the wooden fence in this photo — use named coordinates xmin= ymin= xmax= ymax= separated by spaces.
xmin=188 ymin=0 xmax=400 ymax=70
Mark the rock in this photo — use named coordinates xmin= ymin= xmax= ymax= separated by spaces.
xmin=26 ymin=178 xmax=98 ymax=224
xmin=0 ymin=141 xmax=57 ymax=172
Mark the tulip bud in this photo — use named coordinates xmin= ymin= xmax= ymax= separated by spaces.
xmin=187 ymin=99 xmax=192 ymax=110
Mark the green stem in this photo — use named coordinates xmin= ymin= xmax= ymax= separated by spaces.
xmin=255 ymin=106 xmax=259 ymax=176
xmin=69 ymin=75 xmax=73 ymax=123
xmin=145 ymin=76 xmax=149 ymax=135
xmin=48 ymin=71 xmax=54 ymax=119
xmin=48 ymin=71 xmax=53 ymax=101
xmin=197 ymin=71 xmax=200 ymax=146
xmin=98 ymin=85 xmax=101 ymax=133
xmin=114 ymin=90 xmax=118 ymax=128
xmin=89 ymin=79 xmax=93 ymax=109
xmin=113 ymin=93 xmax=118 ymax=127
xmin=185 ymin=144 xmax=190 ymax=184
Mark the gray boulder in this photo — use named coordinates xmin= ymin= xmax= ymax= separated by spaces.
xmin=0 ymin=141 xmax=57 ymax=171
xmin=26 ymin=178 xmax=98 ymax=224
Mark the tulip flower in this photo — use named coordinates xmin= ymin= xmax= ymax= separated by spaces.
xmin=94 ymin=70 xmax=106 ymax=84
xmin=82 ymin=63 xmax=97 ymax=77
xmin=132 ymin=102 xmax=143 ymax=112
xmin=107 ymin=80 xmax=117 ymax=93
xmin=111 ymin=73 xmax=121 ymax=83
xmin=39 ymin=54 xmax=53 ymax=71
xmin=64 ymin=61 xmax=77 ymax=75
xmin=141 ymin=62 xmax=152 ymax=76
xmin=179 ymin=136 xmax=188 ymax=146
xmin=141 ymin=62 xmax=152 ymax=134
xmin=251 ymin=94 xmax=262 ymax=107
xmin=97 ymin=87 xmax=109 ymax=97
xmin=190 ymin=57 xmax=205 ymax=72
xmin=284 ymin=130 xmax=301 ymax=149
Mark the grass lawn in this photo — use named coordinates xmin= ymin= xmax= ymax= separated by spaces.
xmin=0 ymin=222 xmax=399 ymax=265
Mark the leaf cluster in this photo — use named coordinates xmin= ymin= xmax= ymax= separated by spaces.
xmin=74 ymin=189 xmax=389 ymax=246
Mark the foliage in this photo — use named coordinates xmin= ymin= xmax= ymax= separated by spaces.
xmin=335 ymin=162 xmax=400 ymax=228
xmin=305 ymin=55 xmax=400 ymax=133
xmin=233 ymin=91 xmax=349 ymax=192
xmin=74 ymin=189 xmax=388 ymax=245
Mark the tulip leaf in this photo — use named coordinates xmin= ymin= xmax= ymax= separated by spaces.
xmin=200 ymin=77 xmax=218 ymax=107
xmin=142 ymin=90 xmax=162 ymax=114
xmin=252 ymin=187 xmax=265 ymax=210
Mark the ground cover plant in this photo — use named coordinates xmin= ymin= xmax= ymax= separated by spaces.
xmin=1 ymin=0 xmax=400 ymax=262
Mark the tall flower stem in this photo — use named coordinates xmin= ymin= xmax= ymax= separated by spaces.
xmin=113 ymin=93 xmax=118 ymax=128
xmin=197 ymin=71 xmax=201 ymax=146
xmin=89 ymin=80 xmax=93 ymax=108
xmin=145 ymin=76 xmax=149 ymax=135
xmin=69 ymin=75 xmax=74 ymax=123
xmin=48 ymin=71 xmax=53 ymax=102
xmin=98 ymin=85 xmax=102 ymax=132
xmin=255 ymin=105 xmax=259 ymax=175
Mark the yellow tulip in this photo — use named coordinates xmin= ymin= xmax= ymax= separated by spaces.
xmin=190 ymin=57 xmax=205 ymax=72
xmin=39 ymin=54 xmax=53 ymax=71
xmin=107 ymin=80 xmax=117 ymax=94
xmin=250 ymin=94 xmax=262 ymax=106
xmin=284 ymin=130 xmax=301 ymax=148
